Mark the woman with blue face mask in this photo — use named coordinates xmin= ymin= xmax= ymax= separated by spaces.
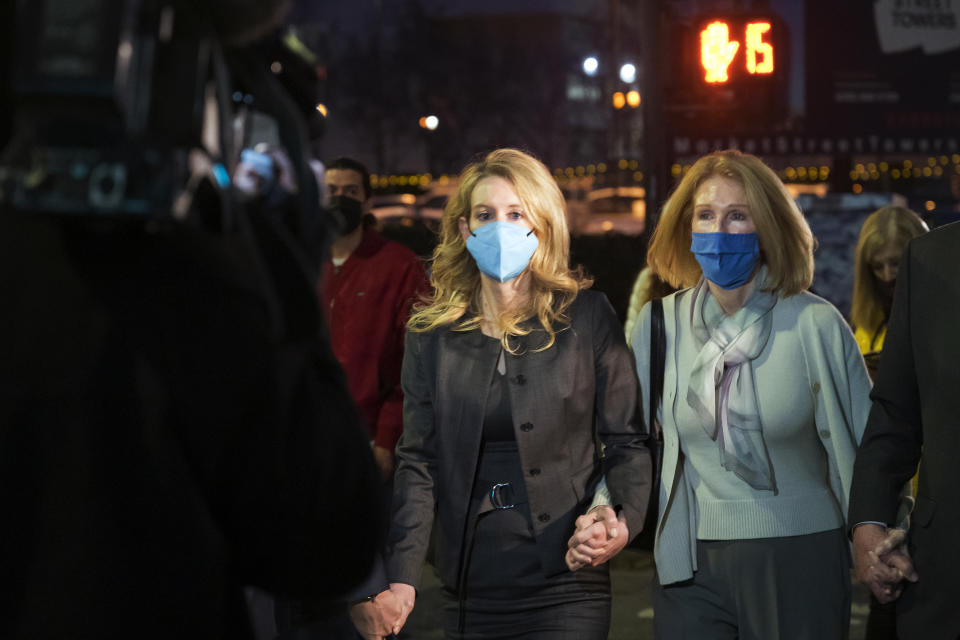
xmin=617 ymin=150 xmax=870 ymax=638
xmin=378 ymin=148 xmax=653 ymax=639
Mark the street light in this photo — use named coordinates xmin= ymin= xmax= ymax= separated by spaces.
xmin=619 ymin=62 xmax=636 ymax=84
xmin=419 ymin=115 xmax=439 ymax=131
xmin=582 ymin=56 xmax=599 ymax=76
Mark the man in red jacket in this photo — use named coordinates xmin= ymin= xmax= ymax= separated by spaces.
xmin=321 ymin=157 xmax=429 ymax=483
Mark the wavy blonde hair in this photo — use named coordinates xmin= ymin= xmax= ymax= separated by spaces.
xmin=647 ymin=149 xmax=814 ymax=296
xmin=851 ymin=205 xmax=927 ymax=335
xmin=408 ymin=148 xmax=591 ymax=351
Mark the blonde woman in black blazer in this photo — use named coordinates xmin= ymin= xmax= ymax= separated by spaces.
xmin=375 ymin=149 xmax=652 ymax=639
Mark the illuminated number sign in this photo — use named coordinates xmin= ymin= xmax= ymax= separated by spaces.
xmin=700 ymin=19 xmax=775 ymax=84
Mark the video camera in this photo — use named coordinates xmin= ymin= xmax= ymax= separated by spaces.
xmin=0 ymin=0 xmax=325 ymax=258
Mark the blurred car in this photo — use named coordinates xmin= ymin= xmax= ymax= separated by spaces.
xmin=416 ymin=193 xmax=448 ymax=221
xmin=577 ymin=186 xmax=646 ymax=235
xmin=369 ymin=193 xmax=417 ymax=220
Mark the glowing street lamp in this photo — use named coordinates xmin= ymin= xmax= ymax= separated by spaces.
xmin=582 ymin=56 xmax=599 ymax=76
xmin=619 ymin=62 xmax=636 ymax=84
xmin=419 ymin=115 xmax=439 ymax=130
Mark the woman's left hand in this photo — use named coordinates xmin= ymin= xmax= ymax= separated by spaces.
xmin=564 ymin=505 xmax=629 ymax=571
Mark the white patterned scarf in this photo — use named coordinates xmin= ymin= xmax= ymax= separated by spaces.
xmin=686 ymin=269 xmax=779 ymax=491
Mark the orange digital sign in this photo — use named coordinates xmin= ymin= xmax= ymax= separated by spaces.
xmin=700 ymin=20 xmax=774 ymax=84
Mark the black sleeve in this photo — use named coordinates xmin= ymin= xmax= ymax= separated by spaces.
xmin=848 ymin=241 xmax=924 ymax=529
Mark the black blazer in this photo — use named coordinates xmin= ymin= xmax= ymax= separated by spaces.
xmin=848 ymin=221 xmax=960 ymax=639
xmin=386 ymin=289 xmax=652 ymax=590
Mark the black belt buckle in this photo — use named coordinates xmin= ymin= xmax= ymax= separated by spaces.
xmin=489 ymin=482 xmax=516 ymax=509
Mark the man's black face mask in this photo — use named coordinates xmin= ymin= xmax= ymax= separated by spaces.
xmin=325 ymin=195 xmax=364 ymax=236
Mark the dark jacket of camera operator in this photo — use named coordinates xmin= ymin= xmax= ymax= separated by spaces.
xmin=0 ymin=213 xmax=383 ymax=639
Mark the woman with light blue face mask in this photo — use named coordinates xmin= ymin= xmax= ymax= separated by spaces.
xmin=573 ymin=149 xmax=871 ymax=639
xmin=378 ymin=148 xmax=653 ymax=640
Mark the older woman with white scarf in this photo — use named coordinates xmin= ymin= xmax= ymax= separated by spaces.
xmin=581 ymin=150 xmax=872 ymax=639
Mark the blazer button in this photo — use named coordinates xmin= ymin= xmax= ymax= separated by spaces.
xmin=812 ymin=382 xmax=821 ymax=393
xmin=520 ymin=422 xmax=534 ymax=432
xmin=538 ymin=513 xmax=550 ymax=523
xmin=529 ymin=467 xmax=541 ymax=476
xmin=514 ymin=374 xmax=526 ymax=385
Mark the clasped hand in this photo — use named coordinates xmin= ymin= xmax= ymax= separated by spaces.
xmin=565 ymin=505 xmax=629 ymax=572
xmin=349 ymin=583 xmax=416 ymax=639
xmin=852 ymin=523 xmax=919 ymax=604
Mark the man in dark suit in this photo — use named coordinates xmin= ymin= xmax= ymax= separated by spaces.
xmin=849 ymin=220 xmax=960 ymax=639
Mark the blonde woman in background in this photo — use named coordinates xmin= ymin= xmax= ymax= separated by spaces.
xmin=851 ymin=206 xmax=928 ymax=381
xmin=380 ymin=148 xmax=652 ymax=639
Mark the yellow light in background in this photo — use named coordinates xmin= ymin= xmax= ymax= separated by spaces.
xmin=565 ymin=167 xmax=575 ymax=177
xmin=928 ymin=157 xmax=937 ymax=167
xmin=598 ymin=163 xmax=607 ymax=173
xmin=940 ymin=155 xmax=949 ymax=165
xmin=612 ymin=92 xmax=626 ymax=109
xmin=797 ymin=166 xmax=807 ymax=178
xmin=618 ymin=159 xmax=629 ymax=170
xmin=786 ymin=167 xmax=797 ymax=179
xmin=626 ymin=90 xmax=641 ymax=107
xmin=934 ymin=166 xmax=943 ymax=177
xmin=923 ymin=167 xmax=932 ymax=177
xmin=601 ymin=221 xmax=614 ymax=231
xmin=891 ymin=169 xmax=901 ymax=179
xmin=852 ymin=184 xmax=863 ymax=194
xmin=400 ymin=193 xmax=416 ymax=204
xmin=925 ymin=200 xmax=936 ymax=211
xmin=587 ymin=164 xmax=596 ymax=174
xmin=418 ymin=117 xmax=428 ymax=129
xmin=671 ymin=164 xmax=682 ymax=177
xmin=855 ymin=164 xmax=865 ymax=173
xmin=953 ymin=154 xmax=960 ymax=164
xmin=633 ymin=171 xmax=643 ymax=181
xmin=904 ymin=159 xmax=913 ymax=169
xmin=904 ymin=169 xmax=913 ymax=178
xmin=867 ymin=163 xmax=877 ymax=172
xmin=315 ymin=103 xmax=328 ymax=117
xmin=879 ymin=161 xmax=889 ymax=172
xmin=576 ymin=166 xmax=585 ymax=176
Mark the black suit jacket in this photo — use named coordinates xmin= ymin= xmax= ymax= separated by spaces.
xmin=386 ymin=289 xmax=652 ymax=590
xmin=848 ymin=221 xmax=960 ymax=639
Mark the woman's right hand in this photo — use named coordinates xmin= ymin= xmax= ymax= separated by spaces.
xmin=388 ymin=582 xmax=417 ymax=635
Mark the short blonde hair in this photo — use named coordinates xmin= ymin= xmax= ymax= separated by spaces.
xmin=851 ymin=205 xmax=928 ymax=334
xmin=409 ymin=148 xmax=590 ymax=351
xmin=647 ymin=150 xmax=814 ymax=296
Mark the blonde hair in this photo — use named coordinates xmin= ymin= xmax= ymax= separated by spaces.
xmin=850 ymin=205 xmax=928 ymax=335
xmin=408 ymin=148 xmax=590 ymax=351
xmin=647 ymin=149 xmax=814 ymax=296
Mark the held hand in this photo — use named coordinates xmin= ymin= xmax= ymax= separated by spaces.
xmin=348 ymin=590 xmax=403 ymax=639
xmin=874 ymin=527 xmax=919 ymax=585
xmin=853 ymin=524 xmax=917 ymax=604
xmin=373 ymin=446 xmax=395 ymax=484
xmin=388 ymin=582 xmax=416 ymax=635
xmin=565 ymin=505 xmax=629 ymax=571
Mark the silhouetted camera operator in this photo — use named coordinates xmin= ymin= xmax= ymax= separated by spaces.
xmin=0 ymin=1 xmax=383 ymax=638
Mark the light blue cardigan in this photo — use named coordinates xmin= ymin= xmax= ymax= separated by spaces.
xmin=620 ymin=287 xmax=871 ymax=585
